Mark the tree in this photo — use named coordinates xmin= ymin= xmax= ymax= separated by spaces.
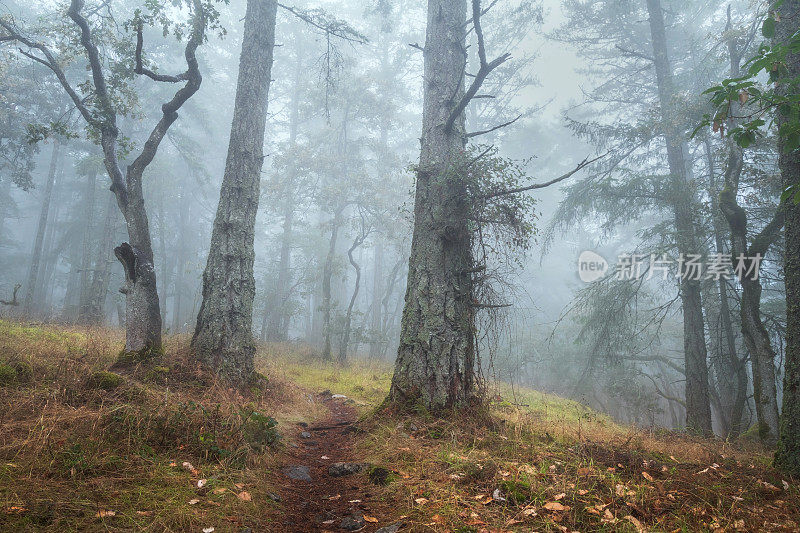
xmin=390 ymin=0 xmax=556 ymax=409
xmin=1 ymin=0 xmax=212 ymax=353
xmin=192 ymin=0 xmax=277 ymax=382
xmin=773 ymin=0 xmax=800 ymax=474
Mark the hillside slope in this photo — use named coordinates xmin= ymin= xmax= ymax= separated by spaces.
xmin=0 ymin=320 xmax=798 ymax=532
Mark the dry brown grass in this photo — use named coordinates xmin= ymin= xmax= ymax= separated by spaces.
xmin=0 ymin=320 xmax=306 ymax=532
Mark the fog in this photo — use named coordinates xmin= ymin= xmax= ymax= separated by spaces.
xmin=0 ymin=0 xmax=789 ymax=438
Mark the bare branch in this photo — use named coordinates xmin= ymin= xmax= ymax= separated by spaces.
xmin=481 ymin=153 xmax=608 ymax=199
xmin=135 ymin=20 xmax=189 ymax=83
xmin=128 ymin=0 xmax=206 ymax=179
xmin=408 ymin=42 xmax=424 ymax=52
xmin=466 ymin=113 xmax=522 ymax=138
xmin=277 ymin=3 xmax=367 ymax=44
xmin=0 ymin=18 xmax=97 ymax=128
xmin=444 ymin=0 xmax=511 ymax=133
xmin=615 ymin=44 xmax=654 ymax=62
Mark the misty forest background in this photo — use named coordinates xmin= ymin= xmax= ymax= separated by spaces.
xmin=0 ymin=0 xmax=791 ymax=441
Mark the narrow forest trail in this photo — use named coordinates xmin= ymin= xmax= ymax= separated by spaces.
xmin=274 ymin=392 xmax=398 ymax=532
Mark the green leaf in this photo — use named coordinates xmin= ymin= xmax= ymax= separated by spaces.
xmin=763 ymin=17 xmax=776 ymax=39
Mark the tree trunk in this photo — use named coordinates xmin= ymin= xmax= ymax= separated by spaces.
xmin=321 ymin=213 xmax=342 ymax=361
xmin=192 ymin=0 xmax=277 ymax=382
xmin=646 ymin=0 xmax=712 ymax=435
xmin=116 ymin=171 xmax=163 ymax=354
xmin=77 ymin=168 xmax=98 ymax=323
xmin=368 ymin=242 xmax=383 ymax=358
xmin=775 ymin=0 xmax=800 ymax=475
xmin=704 ymin=139 xmax=748 ymax=438
xmin=83 ymin=191 xmax=116 ymax=325
xmin=265 ymin=202 xmax=294 ymax=341
xmin=23 ymin=139 xmax=60 ymax=316
xmin=389 ymin=0 xmax=478 ymax=410
xmin=339 ymin=234 xmax=364 ymax=364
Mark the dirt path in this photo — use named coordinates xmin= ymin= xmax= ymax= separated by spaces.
xmin=274 ymin=392 xmax=396 ymax=532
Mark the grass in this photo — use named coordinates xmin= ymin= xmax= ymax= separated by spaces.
xmin=0 ymin=320 xmax=299 ymax=532
xmin=2 ymin=319 xmax=800 ymax=532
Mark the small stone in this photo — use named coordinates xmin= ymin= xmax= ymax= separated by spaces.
xmin=267 ymin=492 xmax=281 ymax=502
xmin=328 ymin=462 xmax=368 ymax=477
xmin=283 ymin=465 xmax=312 ymax=481
xmin=297 ymin=421 xmax=308 ymax=428
xmin=331 ymin=394 xmax=348 ymax=399
xmin=375 ymin=524 xmax=401 ymax=533
xmin=340 ymin=513 xmax=365 ymax=531
xmin=409 ymin=423 xmax=418 ymax=432
xmin=300 ymin=431 xmax=312 ymax=439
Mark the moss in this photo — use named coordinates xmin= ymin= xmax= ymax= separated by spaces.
xmin=87 ymin=371 xmax=124 ymax=391
xmin=0 ymin=363 xmax=17 ymax=385
xmin=499 ymin=479 xmax=532 ymax=505
xmin=367 ymin=465 xmax=396 ymax=486
xmin=116 ymin=345 xmax=164 ymax=365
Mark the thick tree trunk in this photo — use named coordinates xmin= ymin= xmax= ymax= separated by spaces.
xmin=389 ymin=0 xmax=478 ymax=410
xmin=775 ymin=0 xmax=800 ymax=475
xmin=23 ymin=139 xmax=60 ymax=316
xmin=646 ymin=0 xmax=712 ymax=435
xmin=116 ymin=173 xmax=163 ymax=354
xmin=192 ymin=0 xmax=277 ymax=382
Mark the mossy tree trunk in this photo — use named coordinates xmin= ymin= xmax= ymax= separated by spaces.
xmin=775 ymin=0 xmax=800 ymax=475
xmin=389 ymin=0 xmax=478 ymax=410
xmin=192 ymin=0 xmax=277 ymax=382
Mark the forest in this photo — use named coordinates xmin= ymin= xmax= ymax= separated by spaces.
xmin=2 ymin=0 xmax=800 ymax=531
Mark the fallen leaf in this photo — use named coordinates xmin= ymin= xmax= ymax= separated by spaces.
xmin=577 ymin=489 xmax=589 ymax=496
xmin=188 ymin=499 xmax=200 ymax=505
xmin=554 ymin=492 xmax=566 ymax=500
xmin=321 ymin=455 xmax=330 ymax=460
xmin=783 ymin=480 xmax=790 ymax=490
xmin=348 ymin=499 xmax=361 ymax=503
xmin=322 ymin=520 xmax=335 ymax=525
xmin=234 ymin=483 xmax=244 ymax=489
xmin=363 ymin=515 xmax=378 ymax=523
xmin=202 ymin=528 xmax=214 ymax=533
xmin=506 ymin=518 xmax=523 ymax=525
xmin=213 ymin=488 xmax=226 ymax=495
xmin=96 ymin=510 xmax=116 ymax=518
xmin=237 ymin=491 xmax=252 ymax=502
xmin=624 ymin=515 xmax=645 ymax=532
xmin=328 ymin=494 xmax=341 ymax=501
xmin=642 ymin=471 xmax=654 ymax=482
xmin=544 ymin=501 xmax=570 ymax=512
xmin=734 ymin=519 xmax=746 ymax=530
xmin=523 ymin=507 xmax=537 ymax=516
xmin=136 ymin=511 xmax=154 ymax=516
xmin=414 ymin=497 xmax=429 ymax=505
xmin=197 ymin=479 xmax=207 ymax=489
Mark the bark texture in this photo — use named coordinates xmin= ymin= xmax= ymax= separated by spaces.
xmin=192 ymin=0 xmax=277 ymax=382
xmin=646 ymin=0 xmax=712 ymax=435
xmin=389 ymin=0 xmax=478 ymax=410
xmin=775 ymin=0 xmax=800 ymax=475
